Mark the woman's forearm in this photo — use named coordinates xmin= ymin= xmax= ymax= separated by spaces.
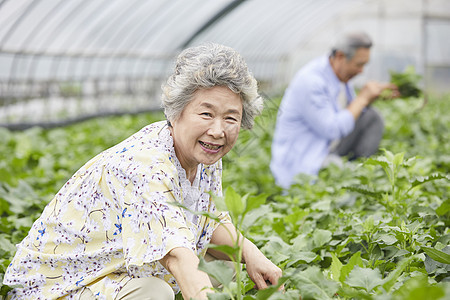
xmin=210 ymin=223 xmax=253 ymax=263
xmin=160 ymin=247 xmax=213 ymax=299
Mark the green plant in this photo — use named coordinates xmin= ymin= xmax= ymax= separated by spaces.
xmin=389 ymin=66 xmax=423 ymax=99
xmin=204 ymin=188 xmax=287 ymax=300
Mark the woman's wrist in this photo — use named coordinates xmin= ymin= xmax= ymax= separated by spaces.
xmin=242 ymin=238 xmax=258 ymax=264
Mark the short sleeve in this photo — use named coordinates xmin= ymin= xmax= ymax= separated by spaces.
xmin=215 ymin=211 xmax=232 ymax=228
xmin=119 ymin=161 xmax=196 ymax=271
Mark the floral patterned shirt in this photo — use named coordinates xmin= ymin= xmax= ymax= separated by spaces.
xmin=3 ymin=121 xmax=231 ymax=300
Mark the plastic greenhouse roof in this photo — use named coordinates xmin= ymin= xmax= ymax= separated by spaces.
xmin=0 ymin=0 xmax=368 ymax=81
xmin=1 ymin=0 xmax=450 ymax=128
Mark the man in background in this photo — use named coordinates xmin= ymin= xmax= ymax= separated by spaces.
xmin=270 ymin=31 xmax=398 ymax=189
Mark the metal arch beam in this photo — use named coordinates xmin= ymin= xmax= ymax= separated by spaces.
xmin=0 ymin=0 xmax=9 ymax=10
xmin=122 ymin=1 xmax=181 ymax=55
xmin=0 ymin=0 xmax=41 ymax=50
xmin=106 ymin=0 xmax=169 ymax=55
xmin=15 ymin=0 xmax=102 ymax=82
xmin=108 ymin=0 xmax=178 ymax=82
xmin=78 ymin=0 xmax=145 ymax=85
xmin=107 ymin=0 xmax=170 ymax=80
xmin=61 ymin=0 xmax=142 ymax=81
xmin=48 ymin=0 xmax=113 ymax=81
xmin=9 ymin=1 xmax=69 ymax=81
xmin=253 ymin=0 xmax=330 ymax=58
xmin=178 ymin=0 xmax=247 ymax=49
xmin=93 ymin=0 xmax=149 ymax=80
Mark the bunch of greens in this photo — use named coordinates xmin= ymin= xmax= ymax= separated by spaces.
xmin=389 ymin=66 xmax=423 ymax=99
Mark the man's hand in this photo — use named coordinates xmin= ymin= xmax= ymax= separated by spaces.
xmin=348 ymin=81 xmax=399 ymax=119
xmin=360 ymin=81 xmax=399 ymax=105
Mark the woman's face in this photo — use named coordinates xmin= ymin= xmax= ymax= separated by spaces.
xmin=170 ymin=86 xmax=242 ymax=173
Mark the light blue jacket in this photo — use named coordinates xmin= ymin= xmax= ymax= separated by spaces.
xmin=270 ymin=56 xmax=355 ymax=188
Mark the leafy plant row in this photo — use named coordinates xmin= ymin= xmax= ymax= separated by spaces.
xmin=1 ymin=94 xmax=449 ymax=299
xmin=217 ymin=95 xmax=450 ymax=299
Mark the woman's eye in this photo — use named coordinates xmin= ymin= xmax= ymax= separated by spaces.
xmin=201 ymin=112 xmax=212 ymax=117
xmin=226 ymin=117 xmax=238 ymax=122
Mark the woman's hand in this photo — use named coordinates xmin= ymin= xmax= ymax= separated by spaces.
xmin=243 ymin=240 xmax=283 ymax=290
xmin=211 ymin=223 xmax=283 ymax=290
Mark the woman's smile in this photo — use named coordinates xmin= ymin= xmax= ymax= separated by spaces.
xmin=199 ymin=141 xmax=223 ymax=152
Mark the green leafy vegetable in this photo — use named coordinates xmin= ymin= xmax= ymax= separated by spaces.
xmin=389 ymin=66 xmax=423 ymax=98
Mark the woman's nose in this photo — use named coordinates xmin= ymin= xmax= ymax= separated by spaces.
xmin=207 ymin=120 xmax=225 ymax=138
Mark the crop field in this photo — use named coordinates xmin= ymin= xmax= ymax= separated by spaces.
xmin=0 ymin=94 xmax=449 ymax=299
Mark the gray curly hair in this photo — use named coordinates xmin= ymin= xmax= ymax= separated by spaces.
xmin=161 ymin=43 xmax=263 ymax=130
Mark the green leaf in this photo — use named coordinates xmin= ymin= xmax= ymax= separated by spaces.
xmin=340 ymin=252 xmax=364 ymax=282
xmin=211 ymin=193 xmax=228 ymax=213
xmin=207 ymin=292 xmax=231 ymax=300
xmin=382 ymin=255 xmax=418 ymax=292
xmin=207 ymin=244 xmax=239 ymax=260
xmin=362 ymin=215 xmax=375 ymax=232
xmin=261 ymin=239 xmax=291 ymax=265
xmin=241 ymin=204 xmax=272 ymax=231
xmin=410 ymin=173 xmax=449 ymax=189
xmin=393 ymin=152 xmax=405 ymax=168
xmin=422 ymin=247 xmax=450 ymax=264
xmin=436 ymin=199 xmax=450 ymax=216
xmin=391 ymin=274 xmax=446 ymax=300
xmin=343 ymin=185 xmax=382 ymax=199
xmin=383 ymin=149 xmax=395 ymax=162
xmin=244 ymin=193 xmax=267 ymax=214
xmin=198 ymin=258 xmax=234 ymax=287
xmin=389 ymin=66 xmax=423 ymax=99
xmin=311 ymin=229 xmax=332 ymax=249
xmin=374 ymin=233 xmax=397 ymax=245
xmin=337 ymin=286 xmax=374 ymax=300
xmin=345 ymin=266 xmax=384 ymax=292
xmin=366 ymin=155 xmax=394 ymax=185
xmin=224 ymin=187 xmax=244 ymax=222
xmin=271 ymin=219 xmax=287 ymax=237
xmin=254 ymin=276 xmax=288 ymax=300
xmin=283 ymin=209 xmax=308 ymax=227
xmin=0 ymin=235 xmax=16 ymax=254
xmin=291 ymin=266 xmax=339 ymax=300
xmin=330 ymin=253 xmax=343 ymax=282
xmin=286 ymin=251 xmax=318 ymax=267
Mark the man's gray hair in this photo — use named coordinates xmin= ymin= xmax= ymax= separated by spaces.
xmin=330 ymin=31 xmax=373 ymax=59
xmin=161 ymin=42 xmax=263 ymax=130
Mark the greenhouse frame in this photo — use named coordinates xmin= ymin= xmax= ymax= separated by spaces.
xmin=1 ymin=1 xmax=450 ymax=299
xmin=0 ymin=0 xmax=449 ymax=127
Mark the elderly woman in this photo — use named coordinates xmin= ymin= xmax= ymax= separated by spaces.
xmin=3 ymin=43 xmax=282 ymax=300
